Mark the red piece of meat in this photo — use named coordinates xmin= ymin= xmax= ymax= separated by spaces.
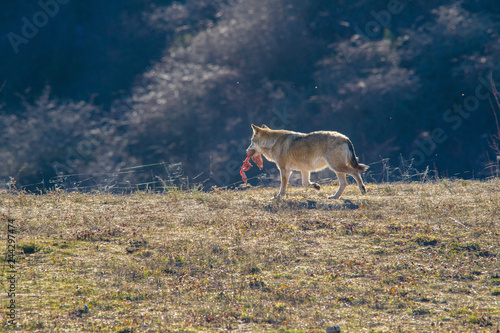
xmin=240 ymin=150 xmax=263 ymax=184
xmin=252 ymin=153 xmax=263 ymax=170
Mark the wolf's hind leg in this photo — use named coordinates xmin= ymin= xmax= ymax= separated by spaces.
xmin=348 ymin=169 xmax=367 ymax=195
xmin=329 ymin=172 xmax=347 ymax=199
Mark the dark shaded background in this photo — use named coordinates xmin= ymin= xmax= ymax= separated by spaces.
xmin=1 ymin=0 xmax=500 ymax=190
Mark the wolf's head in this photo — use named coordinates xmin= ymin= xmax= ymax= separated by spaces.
xmin=246 ymin=124 xmax=269 ymax=157
xmin=246 ymin=124 xmax=270 ymax=169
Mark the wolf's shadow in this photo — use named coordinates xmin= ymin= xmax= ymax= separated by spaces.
xmin=264 ymin=199 xmax=359 ymax=213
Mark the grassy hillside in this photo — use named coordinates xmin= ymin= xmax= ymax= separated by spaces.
xmin=1 ymin=180 xmax=499 ymax=332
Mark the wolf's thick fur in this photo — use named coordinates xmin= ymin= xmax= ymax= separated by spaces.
xmin=247 ymin=124 xmax=368 ymax=199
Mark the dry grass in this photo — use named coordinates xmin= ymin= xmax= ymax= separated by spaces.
xmin=1 ymin=180 xmax=500 ymax=332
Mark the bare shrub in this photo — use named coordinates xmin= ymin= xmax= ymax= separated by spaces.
xmin=0 ymin=89 xmax=124 ymax=190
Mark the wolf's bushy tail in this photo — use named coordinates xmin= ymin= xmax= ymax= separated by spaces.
xmin=347 ymin=140 xmax=369 ymax=172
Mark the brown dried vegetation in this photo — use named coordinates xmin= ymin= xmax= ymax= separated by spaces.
xmin=1 ymin=180 xmax=499 ymax=332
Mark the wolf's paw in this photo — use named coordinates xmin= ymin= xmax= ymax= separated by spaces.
xmin=312 ymin=183 xmax=320 ymax=191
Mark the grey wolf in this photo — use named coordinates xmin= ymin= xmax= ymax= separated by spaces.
xmin=246 ymin=124 xmax=368 ymax=199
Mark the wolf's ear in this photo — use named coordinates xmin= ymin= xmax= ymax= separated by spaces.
xmin=251 ymin=124 xmax=261 ymax=132
xmin=262 ymin=125 xmax=269 ymax=129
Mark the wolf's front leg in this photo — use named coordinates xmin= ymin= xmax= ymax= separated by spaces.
xmin=301 ymin=170 xmax=320 ymax=190
xmin=274 ymin=167 xmax=291 ymax=200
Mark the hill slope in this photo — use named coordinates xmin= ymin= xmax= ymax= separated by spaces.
xmin=1 ymin=180 xmax=499 ymax=332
